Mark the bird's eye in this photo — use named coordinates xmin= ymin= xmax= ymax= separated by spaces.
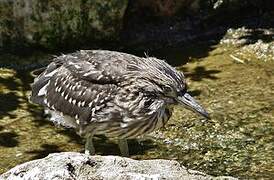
xmin=162 ymin=86 xmax=172 ymax=92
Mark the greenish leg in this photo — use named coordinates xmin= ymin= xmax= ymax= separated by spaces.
xmin=118 ymin=139 xmax=129 ymax=157
xmin=85 ymin=134 xmax=95 ymax=155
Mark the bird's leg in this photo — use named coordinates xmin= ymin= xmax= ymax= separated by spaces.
xmin=118 ymin=139 xmax=129 ymax=157
xmin=85 ymin=134 xmax=95 ymax=155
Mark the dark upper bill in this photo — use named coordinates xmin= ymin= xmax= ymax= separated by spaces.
xmin=177 ymin=93 xmax=210 ymax=119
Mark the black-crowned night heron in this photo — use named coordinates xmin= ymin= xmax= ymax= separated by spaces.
xmin=30 ymin=50 xmax=209 ymax=156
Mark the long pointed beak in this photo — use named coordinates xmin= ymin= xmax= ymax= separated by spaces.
xmin=177 ymin=93 xmax=210 ymax=119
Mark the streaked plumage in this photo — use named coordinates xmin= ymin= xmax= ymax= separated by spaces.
xmin=30 ymin=50 xmax=209 ymax=156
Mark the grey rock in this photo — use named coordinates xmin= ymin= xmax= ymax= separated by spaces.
xmin=0 ymin=152 xmax=237 ymax=180
xmin=0 ymin=0 xmax=127 ymax=50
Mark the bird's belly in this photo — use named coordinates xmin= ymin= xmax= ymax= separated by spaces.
xmin=48 ymin=106 xmax=172 ymax=139
xmin=94 ymin=113 xmax=169 ymax=139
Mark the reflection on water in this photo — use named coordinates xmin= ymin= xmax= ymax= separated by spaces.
xmin=0 ymin=43 xmax=273 ymax=179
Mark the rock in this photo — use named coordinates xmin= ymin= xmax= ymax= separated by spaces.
xmin=1 ymin=0 xmax=272 ymax=52
xmin=220 ymin=27 xmax=274 ymax=62
xmin=0 ymin=152 xmax=237 ymax=180
xmin=0 ymin=0 xmax=127 ymax=50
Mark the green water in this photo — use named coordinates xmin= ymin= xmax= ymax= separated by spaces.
xmin=0 ymin=43 xmax=273 ymax=179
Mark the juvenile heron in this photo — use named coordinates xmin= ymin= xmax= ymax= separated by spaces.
xmin=30 ymin=50 xmax=209 ymax=156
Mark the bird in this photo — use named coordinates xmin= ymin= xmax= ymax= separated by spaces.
xmin=30 ymin=50 xmax=210 ymax=156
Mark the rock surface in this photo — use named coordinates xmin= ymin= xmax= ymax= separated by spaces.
xmin=0 ymin=0 xmax=127 ymax=50
xmin=220 ymin=27 xmax=274 ymax=62
xmin=0 ymin=152 xmax=237 ymax=180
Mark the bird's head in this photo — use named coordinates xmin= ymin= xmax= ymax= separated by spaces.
xmin=159 ymin=80 xmax=210 ymax=119
xmin=136 ymin=57 xmax=210 ymax=119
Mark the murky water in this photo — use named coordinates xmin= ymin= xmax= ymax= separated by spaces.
xmin=0 ymin=43 xmax=273 ymax=179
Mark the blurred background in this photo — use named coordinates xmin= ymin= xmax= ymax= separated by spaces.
xmin=0 ymin=0 xmax=273 ymax=179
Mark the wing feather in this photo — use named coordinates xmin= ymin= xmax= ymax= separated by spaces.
xmin=30 ymin=52 xmax=119 ymax=127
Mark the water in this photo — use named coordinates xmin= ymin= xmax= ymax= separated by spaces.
xmin=0 ymin=43 xmax=273 ymax=179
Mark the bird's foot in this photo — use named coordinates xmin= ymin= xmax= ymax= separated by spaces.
xmin=85 ymin=134 xmax=95 ymax=155
xmin=118 ymin=139 xmax=129 ymax=157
